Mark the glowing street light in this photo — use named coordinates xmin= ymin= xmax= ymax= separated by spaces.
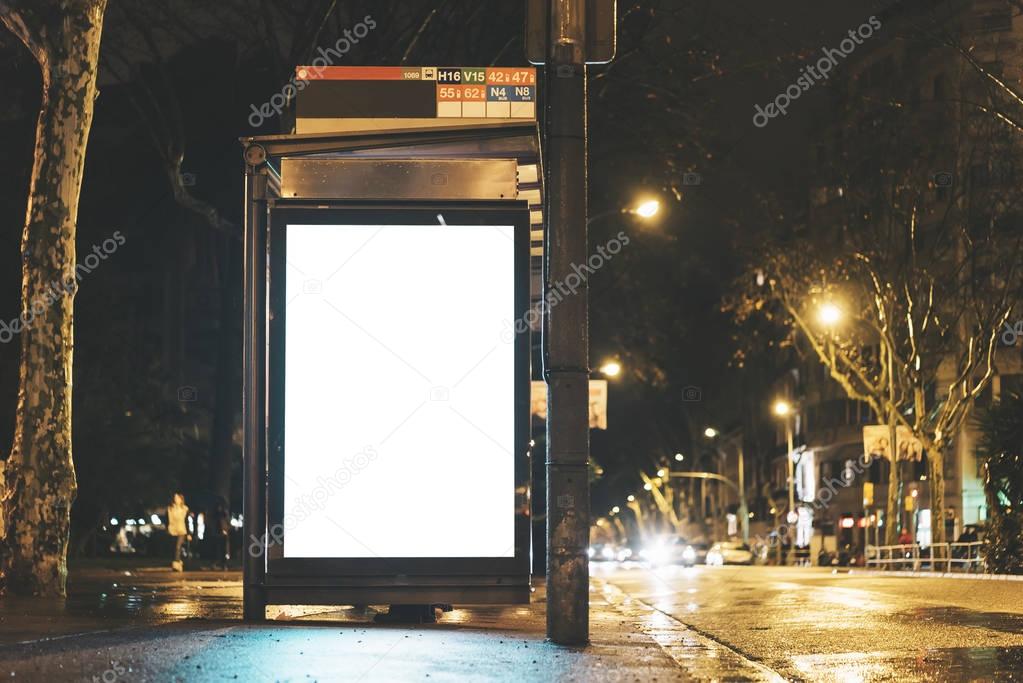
xmin=817 ymin=302 xmax=843 ymax=327
xmin=773 ymin=400 xmax=793 ymax=417
xmin=611 ymin=505 xmax=621 ymax=514
xmin=674 ymin=453 xmax=684 ymax=462
xmin=627 ymin=494 xmax=636 ymax=502
xmin=633 ymin=199 xmax=660 ymax=219
xmin=704 ymin=427 xmax=719 ymax=438
xmin=657 ymin=468 xmax=667 ymax=478
xmin=588 ymin=198 xmax=662 ymax=227
xmin=599 ymin=360 xmax=621 ymax=377
xmin=643 ymin=482 xmax=653 ymax=491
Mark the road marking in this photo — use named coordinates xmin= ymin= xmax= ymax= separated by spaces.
xmin=596 ymin=579 xmax=787 ymax=682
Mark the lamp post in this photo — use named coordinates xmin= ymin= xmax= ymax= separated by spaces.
xmin=544 ymin=0 xmax=589 ymax=644
xmin=738 ymin=445 xmax=748 ymax=543
xmin=772 ymin=400 xmax=797 ymax=565
xmin=703 ymin=427 xmax=748 ymax=543
xmin=773 ymin=400 xmax=796 ymax=523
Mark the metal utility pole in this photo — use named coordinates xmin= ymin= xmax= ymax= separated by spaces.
xmin=885 ymin=341 xmax=901 ymax=546
xmin=543 ymin=0 xmax=589 ymax=645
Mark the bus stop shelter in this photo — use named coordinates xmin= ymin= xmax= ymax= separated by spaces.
xmin=240 ymin=118 xmax=543 ymax=619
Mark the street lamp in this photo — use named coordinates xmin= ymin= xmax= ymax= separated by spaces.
xmin=626 ymin=494 xmax=635 ymax=502
xmin=656 ymin=468 xmax=667 ymax=478
xmin=611 ymin=505 xmax=620 ymax=515
xmin=587 ymin=198 xmax=661 ymax=227
xmin=634 ymin=199 xmax=660 ymax=219
xmin=599 ymin=360 xmax=621 ymax=377
xmin=674 ymin=453 xmax=684 ymax=462
xmin=817 ymin=302 xmax=843 ymax=327
xmin=704 ymin=427 xmax=719 ymax=438
xmin=772 ymin=399 xmax=793 ymax=417
xmin=773 ymin=399 xmax=797 ymax=559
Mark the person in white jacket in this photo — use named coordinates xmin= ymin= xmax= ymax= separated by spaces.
xmin=167 ymin=493 xmax=190 ymax=571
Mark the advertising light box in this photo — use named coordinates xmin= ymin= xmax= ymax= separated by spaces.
xmin=266 ymin=205 xmax=529 ymax=568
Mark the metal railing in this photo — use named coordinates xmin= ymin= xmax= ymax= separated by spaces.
xmin=865 ymin=542 xmax=984 ymax=572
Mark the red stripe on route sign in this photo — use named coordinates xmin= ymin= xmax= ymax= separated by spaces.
xmin=296 ymin=66 xmax=406 ymax=81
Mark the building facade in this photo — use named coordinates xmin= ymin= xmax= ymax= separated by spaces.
xmin=770 ymin=0 xmax=1023 ymax=559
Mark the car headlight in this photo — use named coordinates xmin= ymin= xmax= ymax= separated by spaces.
xmin=643 ymin=544 xmax=667 ymax=564
xmin=601 ymin=546 xmax=615 ymax=560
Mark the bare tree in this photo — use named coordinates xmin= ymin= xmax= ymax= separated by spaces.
xmin=734 ymin=190 xmax=1023 ymax=547
xmin=729 ymin=3 xmax=1023 ymax=548
xmin=0 ymin=0 xmax=108 ymax=596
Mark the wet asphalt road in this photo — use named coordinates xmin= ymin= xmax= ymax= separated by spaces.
xmin=2 ymin=562 xmax=1022 ymax=680
xmin=595 ymin=563 xmax=1023 ymax=681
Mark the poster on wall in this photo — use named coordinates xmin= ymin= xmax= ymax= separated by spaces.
xmin=530 ymin=379 xmax=608 ymax=430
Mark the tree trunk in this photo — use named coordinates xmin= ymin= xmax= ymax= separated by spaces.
xmin=929 ymin=447 xmax=947 ymax=547
xmin=209 ymin=238 xmax=240 ymax=503
xmin=0 ymin=0 xmax=108 ymax=596
xmin=205 ymin=237 xmax=241 ymax=558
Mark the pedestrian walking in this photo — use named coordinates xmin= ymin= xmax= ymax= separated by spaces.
xmin=168 ymin=492 xmax=190 ymax=571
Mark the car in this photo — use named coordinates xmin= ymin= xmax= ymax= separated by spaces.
xmin=615 ymin=545 xmax=636 ymax=562
xmin=588 ymin=543 xmax=618 ymax=562
xmin=639 ymin=536 xmax=701 ymax=566
xmin=684 ymin=542 xmax=709 ymax=566
xmin=638 ymin=537 xmax=670 ymax=565
xmin=706 ymin=541 xmax=754 ymax=566
xmin=679 ymin=542 xmax=698 ymax=567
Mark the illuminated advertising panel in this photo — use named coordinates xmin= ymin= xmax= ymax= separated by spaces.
xmin=267 ymin=206 xmax=528 ymax=564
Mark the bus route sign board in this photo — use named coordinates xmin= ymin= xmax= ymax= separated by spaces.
xmin=295 ymin=66 xmax=537 ymax=121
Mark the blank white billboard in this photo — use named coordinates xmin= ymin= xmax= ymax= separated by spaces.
xmin=282 ymin=222 xmax=516 ymax=558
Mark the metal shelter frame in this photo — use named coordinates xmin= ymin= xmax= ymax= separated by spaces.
xmin=240 ymin=123 xmax=542 ymax=619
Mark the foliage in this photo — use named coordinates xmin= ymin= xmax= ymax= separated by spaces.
xmin=976 ymin=391 xmax=1023 ymax=574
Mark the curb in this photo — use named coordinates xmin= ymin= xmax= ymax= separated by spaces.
xmin=848 ymin=569 xmax=1023 ymax=582
xmin=595 ymin=579 xmax=787 ymax=682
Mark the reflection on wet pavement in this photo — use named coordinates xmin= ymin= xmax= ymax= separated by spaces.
xmin=5 ymin=563 xmax=1023 ymax=681
xmin=600 ymin=564 xmax=1023 ymax=682
xmin=898 ymin=606 xmax=1023 ymax=635
xmin=0 ymin=568 xmax=244 ymax=645
xmin=67 ymin=571 xmax=243 ymax=622
xmin=791 ymin=646 xmax=1023 ymax=682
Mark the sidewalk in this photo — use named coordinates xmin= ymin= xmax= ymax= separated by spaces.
xmin=0 ymin=564 xmax=781 ymax=681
